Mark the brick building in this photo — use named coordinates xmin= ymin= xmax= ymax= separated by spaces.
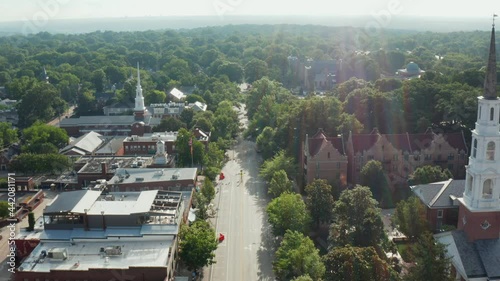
xmin=303 ymin=129 xmax=348 ymax=187
xmin=107 ymin=168 xmax=198 ymax=192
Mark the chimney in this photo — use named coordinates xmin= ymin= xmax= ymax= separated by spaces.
xmin=101 ymin=162 xmax=107 ymax=175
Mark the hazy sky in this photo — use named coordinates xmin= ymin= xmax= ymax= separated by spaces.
xmin=2 ymin=0 xmax=499 ymax=22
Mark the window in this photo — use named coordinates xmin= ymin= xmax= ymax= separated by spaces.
xmin=368 ymin=155 xmax=374 ymax=160
xmin=473 ymin=139 xmax=477 ymax=158
xmin=404 ymin=154 xmax=409 ymax=161
xmin=467 ymin=175 xmax=473 ymax=193
xmin=425 ymin=154 xmax=432 ymax=160
xmin=393 ymin=154 xmax=398 ymax=161
xmin=487 ymin=141 xmax=495 ymax=160
xmin=337 ymin=162 xmax=341 ymax=169
xmin=491 ymin=107 xmax=495 ymax=121
xmin=481 ymin=220 xmax=491 ymax=230
xmin=328 ymin=152 xmax=331 ymax=159
xmin=447 ymin=153 xmax=454 ymax=160
xmin=437 ymin=209 xmax=443 ymax=218
xmin=479 ymin=105 xmax=482 ymax=119
xmin=482 ymin=179 xmax=493 ymax=199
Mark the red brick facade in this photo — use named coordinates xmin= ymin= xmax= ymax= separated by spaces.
xmin=457 ymin=200 xmax=500 ymax=241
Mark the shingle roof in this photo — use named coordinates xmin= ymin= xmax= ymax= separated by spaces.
xmin=307 ymin=129 xmax=345 ymax=156
xmin=452 ymin=230 xmax=487 ymax=278
xmin=350 ymin=134 xmax=380 ymax=154
xmin=411 ymin=179 xmax=463 ymax=208
xmin=384 ymin=134 xmax=412 ymax=152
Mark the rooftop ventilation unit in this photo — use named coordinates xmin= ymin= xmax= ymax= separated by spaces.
xmin=104 ymin=246 xmax=122 ymax=256
xmin=135 ymin=177 xmax=144 ymax=182
xmin=47 ymin=248 xmax=67 ymax=260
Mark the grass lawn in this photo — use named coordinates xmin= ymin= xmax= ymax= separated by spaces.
xmin=396 ymin=242 xmax=416 ymax=263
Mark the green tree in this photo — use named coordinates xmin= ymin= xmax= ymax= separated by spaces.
xmin=268 ymin=169 xmax=293 ymax=198
xmin=392 ymin=196 xmax=428 ymax=239
xmin=22 ymin=122 xmax=68 ymax=152
xmin=175 ymin=128 xmax=203 ymax=167
xmin=179 ymin=220 xmax=218 ymax=270
xmin=360 ymin=160 xmax=391 ymax=206
xmin=90 ymin=69 xmax=106 ymax=92
xmin=267 ymin=192 xmax=311 ymax=236
xmin=323 ymin=246 xmax=397 ymax=281
xmin=409 ymin=165 xmax=452 ymax=185
xmin=274 ymin=230 xmax=325 ymax=281
xmin=244 ymin=59 xmax=268 ymax=83
xmin=0 ymin=201 xmax=9 ymax=218
xmin=291 ymin=276 xmax=313 ymax=281
xmin=145 ymin=89 xmax=166 ymax=104
xmin=405 ymin=232 xmax=453 ymax=281
xmin=17 ymin=82 xmax=67 ymax=128
xmin=329 ymin=186 xmax=387 ymax=250
xmin=256 ymin=126 xmax=278 ymax=160
xmin=180 ymin=108 xmax=195 ymax=128
xmin=153 ymin=117 xmax=186 ymax=132
xmin=9 ymin=153 xmax=71 ymax=174
xmin=216 ymin=61 xmax=244 ymax=83
xmin=259 ymin=150 xmax=295 ymax=182
xmin=203 ymin=142 xmax=225 ymax=180
xmin=76 ymin=90 xmax=97 ymax=115
xmin=0 ymin=122 xmax=18 ymax=148
xmin=305 ymin=179 xmax=335 ymax=228
xmin=201 ymin=178 xmax=215 ymax=202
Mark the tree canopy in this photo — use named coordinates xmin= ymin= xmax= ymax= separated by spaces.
xmin=179 ymin=220 xmax=218 ymax=270
xmin=273 ymin=230 xmax=325 ymax=281
xmin=267 ymin=192 xmax=311 ymax=237
xmin=392 ymin=196 xmax=429 ymax=239
xmin=409 ymin=165 xmax=453 ymax=185
xmin=305 ymin=179 xmax=335 ymax=228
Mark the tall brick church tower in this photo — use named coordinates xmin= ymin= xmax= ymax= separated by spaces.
xmin=457 ymin=23 xmax=500 ymax=241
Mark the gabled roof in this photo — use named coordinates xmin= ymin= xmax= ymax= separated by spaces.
xmin=408 ymin=132 xmax=433 ymax=151
xmin=444 ymin=132 xmax=468 ymax=153
xmin=169 ymin=88 xmax=186 ymax=100
xmin=411 ymin=179 xmax=464 ymax=208
xmin=189 ymin=101 xmax=207 ymax=112
xmin=437 ymin=230 xmax=500 ymax=279
xmin=60 ymin=131 xmax=104 ymax=155
xmin=384 ymin=134 xmax=412 ymax=152
xmin=307 ymin=129 xmax=345 ymax=157
xmin=349 ymin=134 xmax=380 ymax=154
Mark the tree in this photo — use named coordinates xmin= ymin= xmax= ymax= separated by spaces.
xmin=179 ymin=220 xmax=218 ymax=270
xmin=267 ymin=192 xmax=311 ymax=236
xmin=0 ymin=122 xmax=18 ymax=148
xmin=268 ymin=169 xmax=293 ymax=198
xmin=256 ymin=126 xmax=278 ymax=160
xmin=180 ymin=108 xmax=195 ymax=129
xmin=9 ymin=153 xmax=72 ymax=175
xmin=145 ymin=89 xmax=166 ymax=104
xmin=22 ymin=122 xmax=68 ymax=152
xmin=216 ymin=61 xmax=244 ymax=83
xmin=245 ymin=59 xmax=268 ymax=83
xmin=91 ymin=69 xmax=106 ymax=92
xmin=409 ymin=165 xmax=452 ymax=185
xmin=323 ymin=246 xmax=397 ymax=281
xmin=17 ymin=82 xmax=67 ymax=128
xmin=0 ymin=201 xmax=9 ymax=218
xmin=329 ymin=186 xmax=387 ymax=250
xmin=175 ymin=128 xmax=203 ymax=167
xmin=360 ymin=160 xmax=391 ymax=206
xmin=291 ymin=276 xmax=313 ymax=281
xmin=392 ymin=196 xmax=428 ymax=239
xmin=273 ymin=230 xmax=325 ymax=281
xmin=201 ymin=178 xmax=215 ymax=202
xmin=305 ymin=179 xmax=335 ymax=228
xmin=405 ymin=232 xmax=453 ymax=281
xmin=153 ymin=117 xmax=186 ymax=132
xmin=259 ymin=150 xmax=296 ymax=183
xmin=76 ymin=90 xmax=97 ymax=115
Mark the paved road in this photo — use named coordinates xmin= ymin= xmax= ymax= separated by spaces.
xmin=0 ymin=191 xmax=57 ymax=281
xmin=206 ymin=105 xmax=276 ymax=281
xmin=47 ymin=105 xmax=75 ymax=126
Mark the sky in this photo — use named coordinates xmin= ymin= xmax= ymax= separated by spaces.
xmin=1 ymin=0 xmax=498 ymax=22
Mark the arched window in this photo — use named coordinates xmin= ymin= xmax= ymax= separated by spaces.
xmin=487 ymin=141 xmax=495 ymax=160
xmin=482 ymin=179 xmax=493 ymax=199
xmin=473 ymin=139 xmax=478 ymax=158
xmin=491 ymin=107 xmax=495 ymax=121
xmin=479 ymin=106 xmax=482 ymax=119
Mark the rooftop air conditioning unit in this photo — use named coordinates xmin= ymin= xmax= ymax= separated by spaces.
xmin=104 ymin=246 xmax=122 ymax=256
xmin=47 ymin=248 xmax=68 ymax=260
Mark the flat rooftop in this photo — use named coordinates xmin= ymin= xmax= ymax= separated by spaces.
xmin=110 ymin=168 xmax=197 ymax=185
xmin=76 ymin=156 xmax=153 ymax=174
xmin=19 ymin=235 xmax=173 ymax=273
xmin=125 ymin=131 xmax=178 ymax=142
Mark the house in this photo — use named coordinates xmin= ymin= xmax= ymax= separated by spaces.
xmin=303 ymin=129 xmax=348 ymax=187
xmin=435 ymin=26 xmax=500 ymax=281
xmin=168 ymin=88 xmax=186 ymax=101
xmin=303 ymin=60 xmax=337 ymax=91
xmin=14 ymin=189 xmax=191 ymax=281
xmin=411 ymin=179 xmax=464 ymax=231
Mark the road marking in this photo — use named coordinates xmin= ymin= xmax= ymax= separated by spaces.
xmin=244 ymin=244 xmax=253 ymax=251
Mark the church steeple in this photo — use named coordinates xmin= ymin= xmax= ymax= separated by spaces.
xmin=484 ymin=17 xmax=497 ymax=100
xmin=134 ymin=62 xmax=146 ymax=117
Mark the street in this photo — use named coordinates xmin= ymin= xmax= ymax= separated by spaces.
xmin=205 ymin=105 xmax=276 ymax=281
xmin=0 ymin=191 xmax=56 ymax=281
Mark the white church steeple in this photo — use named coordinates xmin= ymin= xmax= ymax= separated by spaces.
xmin=463 ymin=24 xmax=500 ymax=211
xmin=134 ymin=62 xmax=146 ymax=114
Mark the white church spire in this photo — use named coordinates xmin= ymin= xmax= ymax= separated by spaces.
xmin=134 ymin=62 xmax=145 ymax=112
